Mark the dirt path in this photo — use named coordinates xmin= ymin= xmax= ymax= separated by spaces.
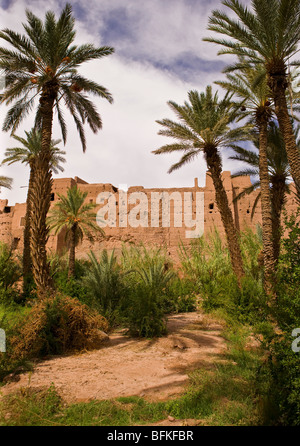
xmin=0 ymin=312 xmax=227 ymax=405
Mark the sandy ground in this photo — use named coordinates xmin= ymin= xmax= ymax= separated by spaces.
xmin=0 ymin=312 xmax=227 ymax=408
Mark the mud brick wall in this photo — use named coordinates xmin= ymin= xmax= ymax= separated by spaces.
xmin=0 ymin=171 xmax=297 ymax=264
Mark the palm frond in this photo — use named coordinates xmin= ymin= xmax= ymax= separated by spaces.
xmin=0 ymin=175 xmax=13 ymax=189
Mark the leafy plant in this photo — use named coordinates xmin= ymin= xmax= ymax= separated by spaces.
xmin=0 ymin=243 xmax=21 ymax=291
xmin=122 ymin=245 xmax=175 ymax=337
xmin=83 ymin=250 xmax=125 ymax=322
xmin=257 ymin=209 xmax=300 ymax=425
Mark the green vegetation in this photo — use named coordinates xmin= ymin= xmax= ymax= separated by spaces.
xmin=0 ymin=3 xmax=114 ymax=295
xmin=0 ymin=0 xmax=299 ymax=427
xmin=0 ymin=242 xmax=21 ymax=305
xmin=48 ymin=185 xmax=103 ymax=277
xmin=259 ymin=212 xmax=300 ymax=425
xmin=0 ymin=219 xmax=298 ymax=426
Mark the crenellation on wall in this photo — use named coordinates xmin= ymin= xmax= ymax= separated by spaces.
xmin=0 ymin=171 xmax=296 ymax=262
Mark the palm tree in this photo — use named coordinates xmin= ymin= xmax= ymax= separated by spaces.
xmin=216 ymin=64 xmax=276 ymax=292
xmin=0 ymin=175 xmax=12 ymax=190
xmin=47 ymin=185 xmax=104 ymax=278
xmin=152 ymin=86 xmax=247 ymax=284
xmin=230 ymin=124 xmax=291 ymax=265
xmin=2 ymin=129 xmax=65 ymax=294
xmin=204 ymin=0 xmax=300 ymax=197
xmin=0 ymin=3 xmax=114 ymax=296
xmin=84 ymin=250 xmax=124 ymax=317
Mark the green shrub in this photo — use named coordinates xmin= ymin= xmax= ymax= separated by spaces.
xmin=55 ymin=271 xmax=90 ymax=303
xmin=83 ymin=250 xmax=126 ymax=323
xmin=179 ymin=229 xmax=266 ymax=323
xmin=0 ymin=243 xmax=21 ymax=290
xmin=179 ymin=230 xmax=232 ymax=288
xmin=122 ymin=245 xmax=175 ymax=337
xmin=265 ymin=334 xmax=300 ymax=425
xmin=0 ymin=287 xmax=23 ymax=306
xmin=0 ymin=243 xmax=21 ymax=305
xmin=259 ymin=210 xmax=300 ymax=425
xmin=125 ymin=282 xmax=168 ymax=338
xmin=240 ymin=226 xmax=263 ymax=280
xmin=165 ymin=278 xmax=198 ymax=313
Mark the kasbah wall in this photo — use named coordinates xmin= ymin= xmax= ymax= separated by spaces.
xmin=0 ymin=171 xmax=298 ymax=265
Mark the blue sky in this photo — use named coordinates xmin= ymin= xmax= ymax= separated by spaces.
xmin=0 ymin=0 xmax=251 ymax=205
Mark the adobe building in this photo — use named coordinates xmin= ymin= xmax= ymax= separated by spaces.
xmin=0 ymin=171 xmax=298 ymax=263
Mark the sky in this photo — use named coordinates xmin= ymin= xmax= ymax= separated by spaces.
xmin=0 ymin=0 xmax=251 ymax=205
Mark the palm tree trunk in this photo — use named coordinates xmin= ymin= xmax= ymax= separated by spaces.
xmin=269 ymin=71 xmax=300 ymax=197
xmin=271 ymin=176 xmax=286 ymax=265
xmin=68 ymin=225 xmax=76 ymax=278
xmin=30 ymin=82 xmax=57 ymax=297
xmin=205 ymin=145 xmax=245 ymax=285
xmin=22 ymin=162 xmax=35 ymax=295
xmin=257 ymin=118 xmax=276 ymax=295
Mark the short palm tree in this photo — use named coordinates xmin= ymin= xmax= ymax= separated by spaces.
xmin=0 ymin=175 xmax=12 ymax=190
xmin=84 ymin=250 xmax=124 ymax=318
xmin=204 ymin=0 xmax=300 ymax=197
xmin=153 ymin=86 xmax=247 ymax=283
xmin=0 ymin=3 xmax=114 ymax=296
xmin=2 ymin=129 xmax=65 ymax=294
xmin=230 ymin=124 xmax=291 ymax=265
xmin=216 ymin=64 xmax=276 ymax=292
xmin=47 ymin=185 xmax=104 ymax=278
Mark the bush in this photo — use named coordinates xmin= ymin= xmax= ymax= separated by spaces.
xmin=0 ymin=242 xmax=21 ymax=290
xmin=83 ymin=250 xmax=126 ymax=323
xmin=165 ymin=278 xmax=198 ymax=313
xmin=0 ymin=287 xmax=23 ymax=306
xmin=240 ymin=226 xmax=263 ymax=281
xmin=265 ymin=334 xmax=300 ymax=425
xmin=179 ymin=229 xmax=266 ymax=323
xmin=259 ymin=210 xmax=300 ymax=425
xmin=0 ymin=242 xmax=22 ymax=305
xmin=125 ymin=282 xmax=168 ymax=338
xmin=55 ymin=271 xmax=90 ymax=304
xmin=122 ymin=245 xmax=175 ymax=337
xmin=8 ymin=294 xmax=109 ymax=360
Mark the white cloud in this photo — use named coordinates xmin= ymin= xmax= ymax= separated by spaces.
xmin=0 ymin=0 xmax=250 ymax=205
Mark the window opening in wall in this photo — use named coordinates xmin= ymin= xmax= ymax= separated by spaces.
xmin=20 ymin=217 xmax=26 ymax=226
xmin=12 ymin=237 xmax=19 ymax=250
xmin=50 ymin=193 xmax=55 ymax=201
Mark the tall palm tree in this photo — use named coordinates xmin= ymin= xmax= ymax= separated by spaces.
xmin=216 ymin=64 xmax=276 ymax=293
xmin=153 ymin=86 xmax=247 ymax=284
xmin=0 ymin=3 xmax=114 ymax=296
xmin=230 ymin=124 xmax=291 ymax=264
xmin=47 ymin=185 xmax=104 ymax=278
xmin=204 ymin=0 xmax=300 ymax=197
xmin=2 ymin=129 xmax=65 ymax=294
xmin=0 ymin=175 xmax=12 ymax=190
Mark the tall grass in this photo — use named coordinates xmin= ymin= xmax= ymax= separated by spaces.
xmin=179 ymin=228 xmax=266 ymax=324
